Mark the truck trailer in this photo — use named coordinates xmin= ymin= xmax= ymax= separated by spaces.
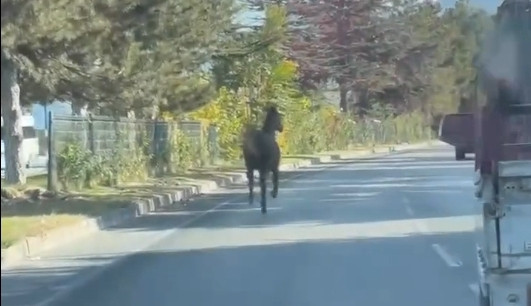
xmin=472 ymin=1 xmax=531 ymax=305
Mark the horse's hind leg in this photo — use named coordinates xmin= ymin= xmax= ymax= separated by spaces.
xmin=271 ymin=168 xmax=279 ymax=198
xmin=259 ymin=169 xmax=267 ymax=214
xmin=247 ymin=169 xmax=254 ymax=205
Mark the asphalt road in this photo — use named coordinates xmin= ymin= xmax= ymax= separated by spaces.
xmin=1 ymin=144 xmax=481 ymax=306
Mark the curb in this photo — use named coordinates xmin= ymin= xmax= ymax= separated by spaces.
xmin=1 ymin=140 xmax=435 ymax=270
xmin=0 ymin=172 xmax=247 ymax=270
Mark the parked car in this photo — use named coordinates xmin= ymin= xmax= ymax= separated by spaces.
xmin=438 ymin=113 xmax=475 ymax=160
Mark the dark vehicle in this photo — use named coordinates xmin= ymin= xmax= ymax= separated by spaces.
xmin=438 ymin=113 xmax=475 ymax=160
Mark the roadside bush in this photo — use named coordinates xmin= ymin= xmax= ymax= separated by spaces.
xmin=165 ymin=127 xmax=197 ymax=173
xmin=54 ymin=100 xmax=430 ymax=191
xmin=191 ymin=87 xmax=432 ymax=159
xmin=56 ymin=137 xmax=151 ymax=191
xmin=56 ymin=129 xmax=147 ymax=191
xmin=189 ymin=87 xmax=247 ymax=160
xmin=54 ymin=119 xmax=211 ymax=191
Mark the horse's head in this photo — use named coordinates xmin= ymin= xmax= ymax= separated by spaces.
xmin=263 ymin=105 xmax=283 ymax=134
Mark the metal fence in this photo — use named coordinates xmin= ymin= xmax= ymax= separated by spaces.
xmin=46 ymin=114 xmax=218 ymax=191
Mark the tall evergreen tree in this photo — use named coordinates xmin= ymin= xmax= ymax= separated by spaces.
xmin=1 ymin=0 xmax=238 ymax=183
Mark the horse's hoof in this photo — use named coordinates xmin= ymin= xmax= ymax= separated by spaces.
xmin=261 ymin=206 xmax=267 ymax=214
xmin=271 ymin=190 xmax=278 ymax=198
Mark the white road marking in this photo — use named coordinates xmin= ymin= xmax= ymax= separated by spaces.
xmin=431 ymin=243 xmax=463 ymax=268
xmin=468 ymin=283 xmax=480 ymax=296
xmin=404 ymin=205 xmax=432 ymax=233
xmin=414 ymin=220 xmax=429 ymax=233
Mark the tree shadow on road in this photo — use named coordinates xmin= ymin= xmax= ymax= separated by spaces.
xmin=1 ymin=232 xmax=477 ymax=306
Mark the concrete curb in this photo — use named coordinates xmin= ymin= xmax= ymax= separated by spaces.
xmin=1 ymin=140 xmax=436 ymax=270
xmin=1 ymin=172 xmax=247 ymax=270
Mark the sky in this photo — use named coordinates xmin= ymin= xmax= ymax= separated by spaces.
xmin=439 ymin=0 xmax=500 ymax=12
xmin=238 ymin=0 xmax=501 ymax=26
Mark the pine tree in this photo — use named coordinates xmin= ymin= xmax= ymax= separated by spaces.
xmin=1 ymin=0 xmax=238 ymax=183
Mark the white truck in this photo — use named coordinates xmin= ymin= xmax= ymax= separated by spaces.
xmin=472 ymin=1 xmax=531 ymax=305
xmin=1 ymin=114 xmax=40 ymax=171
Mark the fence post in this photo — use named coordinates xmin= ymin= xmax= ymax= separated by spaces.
xmin=47 ymin=111 xmax=58 ymax=192
xmin=152 ymin=118 xmax=160 ymax=175
xmin=88 ymin=114 xmax=95 ymax=153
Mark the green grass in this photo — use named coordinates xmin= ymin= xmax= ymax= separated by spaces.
xmin=0 ymin=170 xmax=258 ymax=249
xmin=1 ymin=190 xmax=134 ymax=248
xmin=1 ymin=174 xmax=48 ymax=190
xmin=1 ymin=215 xmax=84 ymax=249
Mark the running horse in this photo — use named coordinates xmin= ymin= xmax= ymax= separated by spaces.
xmin=242 ymin=105 xmax=283 ymax=214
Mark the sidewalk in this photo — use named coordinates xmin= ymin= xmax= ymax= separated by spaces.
xmin=1 ymin=141 xmax=437 ymax=306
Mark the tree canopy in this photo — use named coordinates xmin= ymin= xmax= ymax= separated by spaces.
xmin=1 ymin=0 xmax=496 ymax=183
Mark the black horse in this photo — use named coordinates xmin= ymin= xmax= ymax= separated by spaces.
xmin=242 ymin=105 xmax=283 ymax=214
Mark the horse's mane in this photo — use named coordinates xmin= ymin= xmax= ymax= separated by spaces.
xmin=242 ymin=106 xmax=279 ymax=156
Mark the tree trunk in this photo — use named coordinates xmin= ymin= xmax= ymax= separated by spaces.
xmin=1 ymin=52 xmax=26 ymax=184
xmin=336 ymin=0 xmax=348 ymax=113
xmin=339 ymin=81 xmax=348 ymax=112
xmin=356 ymin=87 xmax=370 ymax=116
xmin=126 ymin=110 xmax=137 ymax=152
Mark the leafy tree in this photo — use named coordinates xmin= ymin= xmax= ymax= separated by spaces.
xmin=2 ymin=0 xmax=98 ymax=184
xmin=63 ymin=0 xmax=239 ymax=118
xmin=408 ymin=0 xmax=492 ymax=121
xmin=192 ymin=4 xmax=309 ymax=157
xmin=284 ymin=0 xmax=413 ymax=113
xmin=442 ymin=0 xmax=493 ymax=112
xmin=211 ymin=2 xmax=289 ymax=91
xmin=1 ymin=0 xmax=238 ymax=184
xmin=211 ymin=4 xmax=292 ymax=120
xmin=384 ymin=1 xmax=442 ymax=113
xmin=380 ymin=0 xmax=492 ymax=121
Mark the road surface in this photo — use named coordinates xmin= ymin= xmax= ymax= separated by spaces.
xmin=1 ymin=144 xmax=480 ymax=306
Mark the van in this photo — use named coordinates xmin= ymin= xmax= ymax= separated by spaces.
xmin=1 ymin=115 xmax=40 ymax=169
xmin=438 ymin=113 xmax=475 ymax=160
